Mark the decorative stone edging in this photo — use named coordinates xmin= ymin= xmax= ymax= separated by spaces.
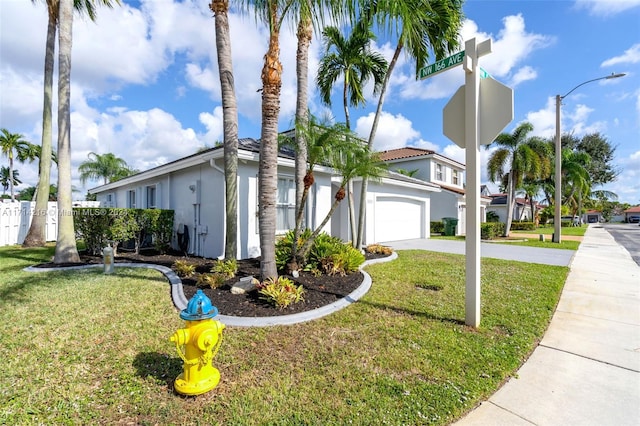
xmin=23 ymin=251 xmax=398 ymax=327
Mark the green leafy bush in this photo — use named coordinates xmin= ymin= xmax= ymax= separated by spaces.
xmin=481 ymin=222 xmax=505 ymax=240
xmin=196 ymin=273 xmax=225 ymax=289
xmin=258 ymin=277 xmax=305 ymax=309
xmin=172 ymin=260 xmax=196 ymax=278
xmin=430 ymin=221 xmax=444 ymax=234
xmin=510 ymin=221 xmax=536 ymax=231
xmin=327 ymin=247 xmax=365 ymax=276
xmin=211 ymin=259 xmax=237 ymax=279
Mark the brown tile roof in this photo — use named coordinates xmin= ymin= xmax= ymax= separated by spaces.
xmin=379 ymin=147 xmax=436 ymax=161
xmin=625 ymin=206 xmax=640 ymax=213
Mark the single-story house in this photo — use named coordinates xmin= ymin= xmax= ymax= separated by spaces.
xmin=379 ymin=147 xmax=490 ymax=235
xmin=89 ymin=138 xmax=440 ymax=260
xmin=583 ymin=210 xmax=604 ymax=223
xmin=623 ymin=206 xmax=640 ymax=223
xmin=486 ymin=194 xmax=534 ymax=223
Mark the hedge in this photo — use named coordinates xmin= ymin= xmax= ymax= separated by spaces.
xmin=510 ymin=221 xmax=536 ymax=231
xmin=74 ymin=208 xmax=174 ymax=255
xmin=430 ymin=221 xmax=445 ymax=234
xmin=481 ymin=222 xmax=505 ymax=240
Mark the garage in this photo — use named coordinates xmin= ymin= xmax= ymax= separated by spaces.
xmin=374 ymin=196 xmax=425 ymax=242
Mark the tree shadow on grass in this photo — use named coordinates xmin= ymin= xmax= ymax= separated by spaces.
xmin=133 ymin=351 xmax=183 ymax=390
xmin=358 ymin=299 xmax=466 ymax=326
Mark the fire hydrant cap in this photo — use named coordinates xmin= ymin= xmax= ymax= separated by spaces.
xmin=180 ymin=289 xmax=219 ymax=320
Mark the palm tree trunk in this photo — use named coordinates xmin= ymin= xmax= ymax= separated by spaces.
xmin=297 ymin=186 xmax=345 ymax=260
xmin=212 ymin=0 xmax=239 ymax=261
xmin=258 ymin=3 xmax=282 ymax=280
xmin=8 ymin=154 xmax=15 ymax=202
xmin=356 ymin=41 xmax=402 ymax=248
xmin=53 ymin=0 xmax=79 ymax=264
xmin=292 ymin=16 xmax=312 ymax=268
xmin=24 ymin=11 xmax=56 ymax=247
xmin=504 ymin=173 xmax=515 ymax=237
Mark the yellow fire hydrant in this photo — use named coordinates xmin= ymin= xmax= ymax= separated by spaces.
xmin=170 ymin=289 xmax=225 ymax=396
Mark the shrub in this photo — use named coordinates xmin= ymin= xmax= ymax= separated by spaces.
xmin=481 ymin=222 xmax=505 ymax=240
xmin=173 ymin=260 xmax=196 ymax=277
xmin=327 ymin=247 xmax=365 ymax=276
xmin=196 ymin=273 xmax=225 ymax=289
xmin=258 ymin=277 xmax=305 ymax=309
xmin=365 ymin=244 xmax=393 ymax=256
xmin=430 ymin=221 xmax=444 ymax=234
xmin=486 ymin=211 xmax=500 ymax=223
xmin=212 ymin=259 xmax=237 ymax=279
xmin=510 ymin=221 xmax=536 ymax=231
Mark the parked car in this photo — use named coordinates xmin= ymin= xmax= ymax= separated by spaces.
xmin=628 ymin=215 xmax=640 ymax=223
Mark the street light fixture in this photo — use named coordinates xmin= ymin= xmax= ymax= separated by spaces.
xmin=552 ymin=72 xmax=626 ymax=243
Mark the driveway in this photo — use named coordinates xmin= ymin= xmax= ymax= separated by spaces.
xmin=385 ymin=238 xmax=575 ymax=266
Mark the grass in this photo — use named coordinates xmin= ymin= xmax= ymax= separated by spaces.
xmin=1 ymin=244 xmax=568 ymax=425
xmin=511 ymin=225 xmax=588 ymax=237
xmin=432 ymin=234 xmax=580 ymax=250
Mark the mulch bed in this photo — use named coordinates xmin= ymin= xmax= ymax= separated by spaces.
xmin=34 ymin=249 xmax=388 ymax=318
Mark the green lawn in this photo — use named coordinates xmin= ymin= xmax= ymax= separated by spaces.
xmin=433 ymin=234 xmax=580 ymax=250
xmin=511 ymin=225 xmax=588 ymax=237
xmin=1 ymin=244 xmax=568 ymax=425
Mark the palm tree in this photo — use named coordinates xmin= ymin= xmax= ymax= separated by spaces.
xmin=24 ymin=0 xmax=119 ymax=248
xmin=78 ymin=152 xmax=134 ymax=185
xmin=487 ymin=122 xmax=546 ymax=237
xmin=1 ymin=167 xmax=21 ymax=195
xmin=0 ymin=129 xmax=38 ymax=201
xmin=561 ymin=149 xmax=591 ymax=217
xmin=317 ymin=20 xmax=387 ymax=130
xmin=317 ymin=18 xmax=387 ymax=245
xmin=210 ymin=0 xmax=239 ymax=261
xmin=355 ymin=0 xmax=464 ymax=248
xmin=54 ymin=0 xmax=80 ymax=263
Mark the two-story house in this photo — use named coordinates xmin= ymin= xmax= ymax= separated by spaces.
xmin=379 ymin=147 xmax=490 ymax=235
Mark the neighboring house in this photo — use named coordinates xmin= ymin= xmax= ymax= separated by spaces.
xmin=623 ymin=206 xmax=640 ymax=223
xmin=486 ymin=194 xmax=533 ymax=223
xmin=379 ymin=147 xmax=489 ymax=235
xmin=583 ymin=209 xmax=604 ymax=224
xmin=90 ymin=138 xmax=440 ymax=260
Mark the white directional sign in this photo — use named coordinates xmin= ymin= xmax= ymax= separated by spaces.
xmin=442 ymin=77 xmax=514 ymax=148
xmin=418 ymin=51 xmax=465 ymax=80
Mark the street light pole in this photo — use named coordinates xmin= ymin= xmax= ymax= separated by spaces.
xmin=552 ymin=73 xmax=625 ymax=244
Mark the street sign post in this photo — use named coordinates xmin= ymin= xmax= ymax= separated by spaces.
xmin=440 ymin=38 xmax=514 ymax=328
xmin=418 ymin=50 xmax=465 ymax=80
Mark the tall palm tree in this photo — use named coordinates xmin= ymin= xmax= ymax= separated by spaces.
xmin=317 ymin=20 xmax=387 ymax=130
xmin=355 ymin=0 xmax=464 ymax=248
xmin=561 ymin=148 xmax=591 ymax=217
xmin=54 ymin=0 xmax=80 ymax=263
xmin=78 ymin=152 xmax=133 ymax=185
xmin=0 ymin=129 xmax=38 ymax=201
xmin=1 ymin=167 xmax=21 ymax=195
xmin=316 ymin=17 xmax=387 ymax=243
xmin=210 ymin=0 xmax=239 ymax=261
xmin=487 ymin=122 xmax=546 ymax=237
xmin=24 ymin=0 xmax=119 ymax=247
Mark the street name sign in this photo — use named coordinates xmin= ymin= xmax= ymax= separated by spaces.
xmin=418 ymin=51 xmax=465 ymax=80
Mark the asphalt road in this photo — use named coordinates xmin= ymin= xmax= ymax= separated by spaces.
xmin=602 ymin=223 xmax=640 ymax=266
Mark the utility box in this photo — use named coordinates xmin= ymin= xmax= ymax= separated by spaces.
xmin=442 ymin=217 xmax=459 ymax=236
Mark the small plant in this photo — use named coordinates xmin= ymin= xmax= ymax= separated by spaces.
xmin=196 ymin=273 xmax=225 ymax=289
xmin=212 ymin=259 xmax=237 ymax=279
xmin=327 ymin=247 xmax=365 ymax=276
xmin=258 ymin=277 xmax=305 ymax=310
xmin=365 ymin=244 xmax=393 ymax=256
xmin=173 ymin=259 xmax=196 ymax=277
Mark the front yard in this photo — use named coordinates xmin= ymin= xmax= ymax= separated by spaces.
xmin=1 ymin=244 xmax=568 ymax=425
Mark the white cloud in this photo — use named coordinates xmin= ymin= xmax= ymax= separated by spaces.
xmin=354 ymin=112 xmax=420 ymax=151
xmin=574 ymin=0 xmax=640 ymax=17
xmin=601 ymin=43 xmax=640 ymax=67
xmin=510 ymin=66 xmax=538 ymax=87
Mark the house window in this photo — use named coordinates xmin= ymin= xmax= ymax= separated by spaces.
xmin=435 ymin=163 xmax=443 ymax=181
xmin=127 ymin=190 xmax=136 ymax=208
xmin=146 ymin=186 xmax=156 ymax=208
xmin=452 ymin=170 xmax=459 ymax=185
xmin=105 ymin=193 xmax=115 ymax=208
xmin=276 ymin=177 xmax=296 ymax=232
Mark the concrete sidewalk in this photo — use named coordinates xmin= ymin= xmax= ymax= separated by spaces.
xmin=454 ymin=225 xmax=640 ymax=425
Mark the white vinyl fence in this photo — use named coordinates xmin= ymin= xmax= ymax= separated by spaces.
xmin=0 ymin=200 xmax=100 ymax=247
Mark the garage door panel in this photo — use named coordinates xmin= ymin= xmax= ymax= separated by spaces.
xmin=375 ymin=197 xmax=424 ymax=242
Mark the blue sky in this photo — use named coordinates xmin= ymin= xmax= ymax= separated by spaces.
xmin=1 ymin=0 xmax=639 ymax=204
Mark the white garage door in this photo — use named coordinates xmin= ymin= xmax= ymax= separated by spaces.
xmin=374 ymin=197 xmax=424 ymax=242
